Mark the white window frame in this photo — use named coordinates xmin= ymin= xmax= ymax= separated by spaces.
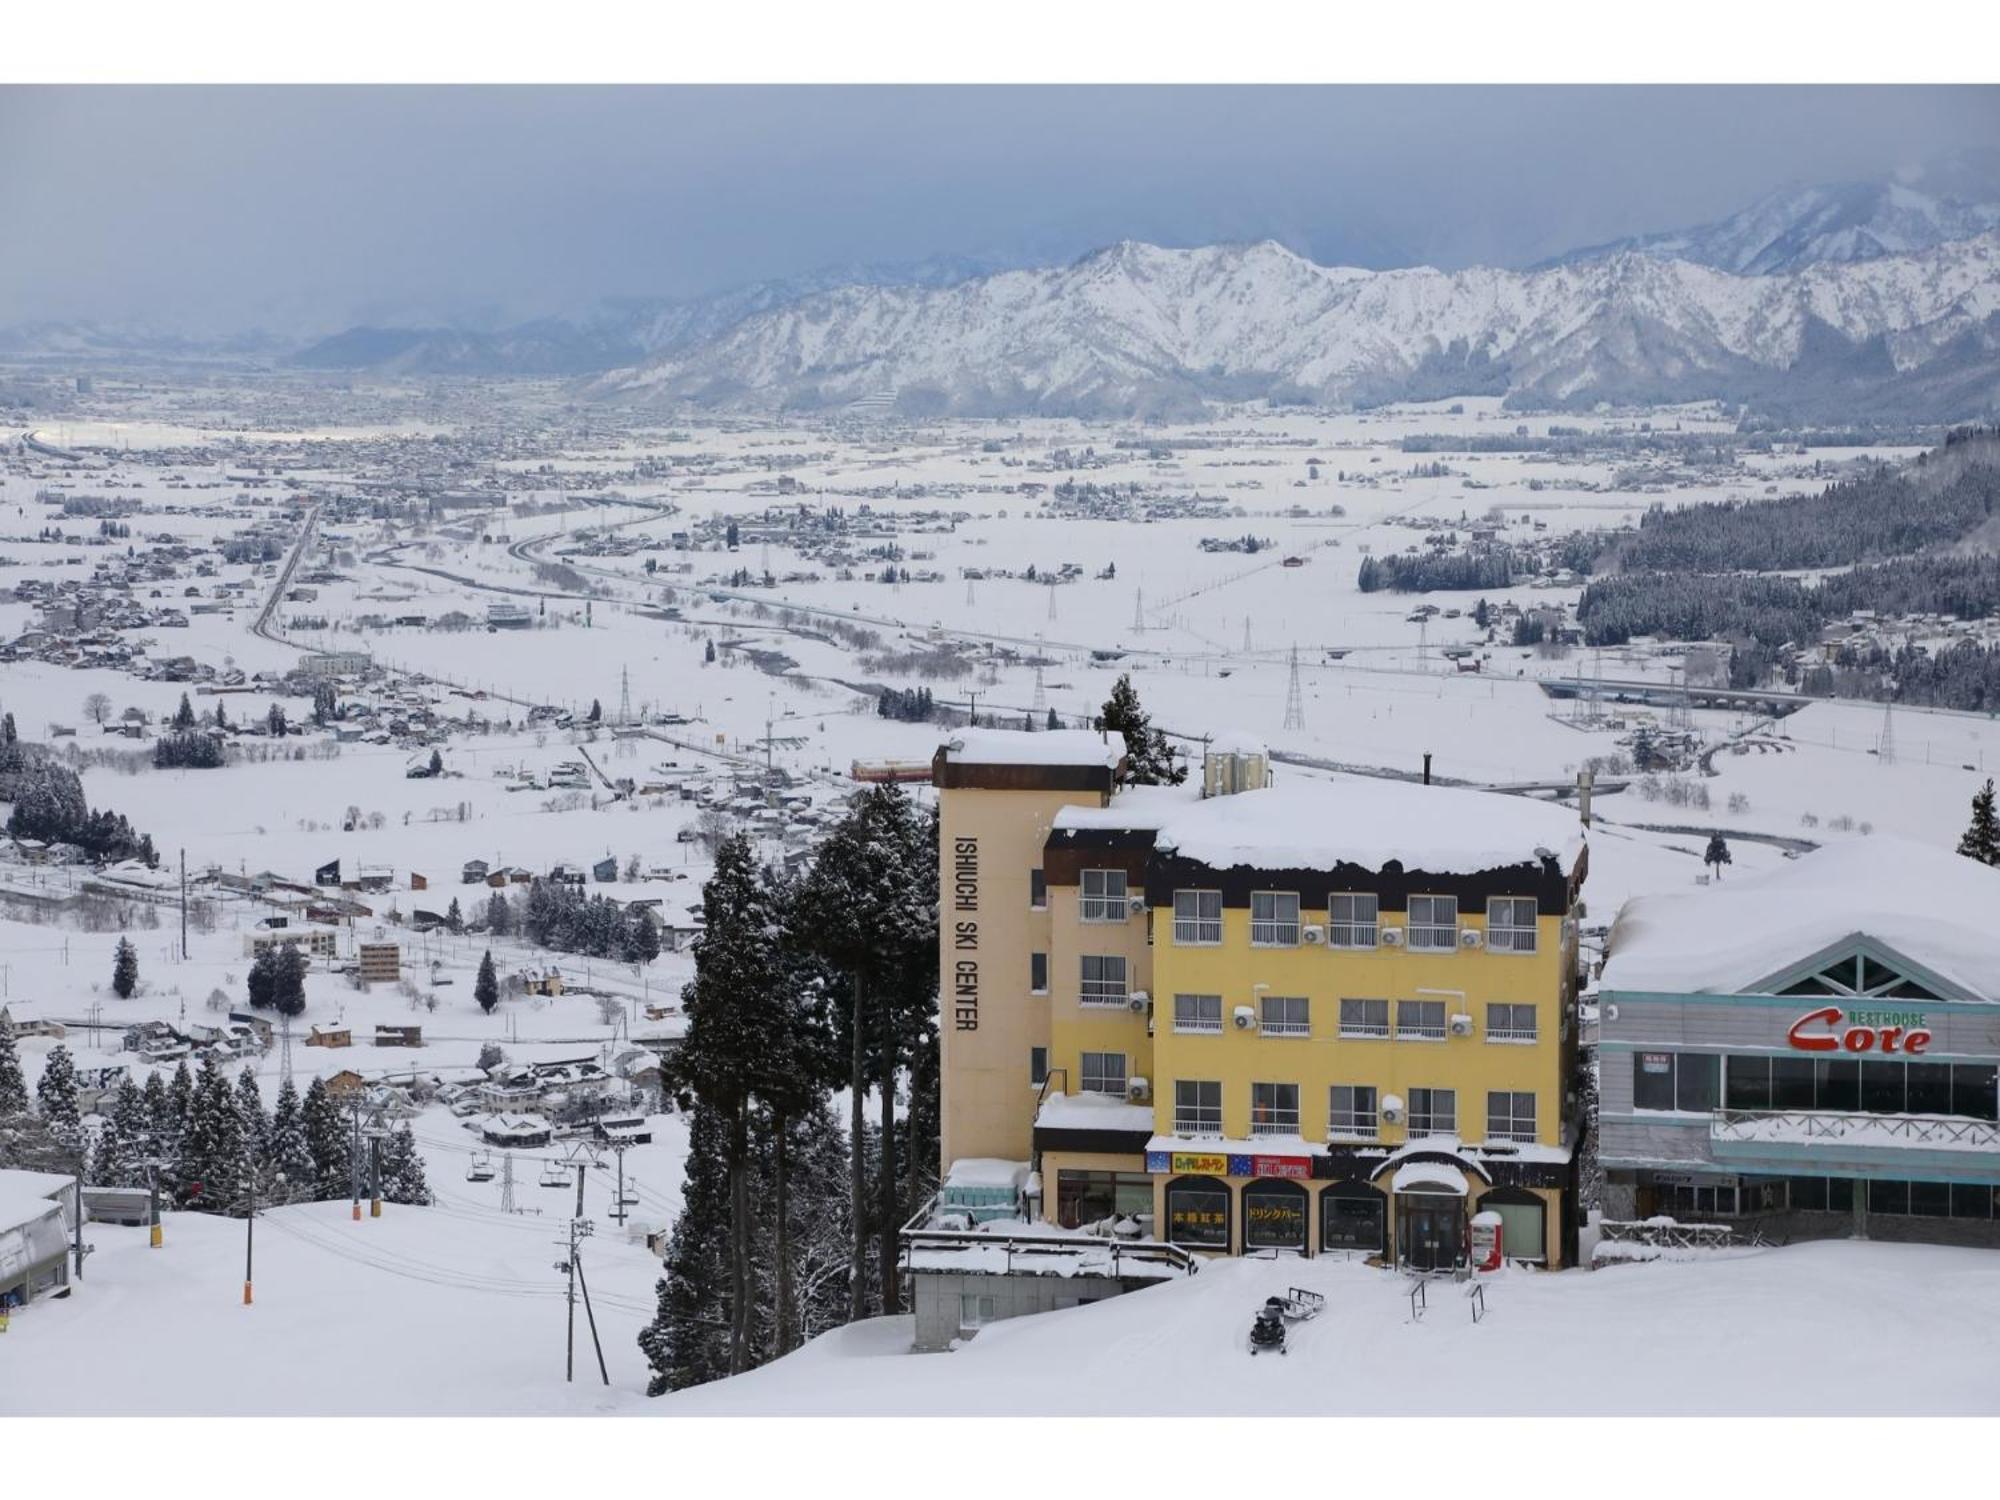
xmin=1080 ymin=1051 xmax=1127 ymax=1097
xmin=1487 ymin=897 xmax=1539 ymax=954
xmin=1259 ymin=994 xmax=1310 ymax=1037
xmin=1407 ymin=895 xmax=1459 ymax=951
xmin=1173 ymin=889 xmax=1223 ymax=946
xmin=1338 ymin=997 xmax=1390 ymax=1039
xmin=1328 ymin=1084 xmax=1378 ymax=1140
xmin=1079 ymin=868 xmax=1129 ymax=924
xmin=1408 ymin=1087 xmax=1456 ymax=1138
xmin=1328 ymin=893 xmax=1379 ymax=949
xmin=1174 ymin=1079 xmax=1222 ymax=1136
xmin=1173 ymin=993 xmax=1223 ymax=1034
xmin=1249 ymin=890 xmax=1301 ymax=947
xmin=1486 ymin=1090 xmax=1536 ymax=1144
xmin=1396 ymin=999 xmax=1447 ymax=1041
xmin=1250 ymin=1081 xmax=1300 ymax=1137
xmin=1486 ymin=1002 xmax=1538 ymax=1043
xmin=1079 ymin=953 xmax=1128 ymax=1007
xmin=959 ymin=1292 xmax=997 ymax=1330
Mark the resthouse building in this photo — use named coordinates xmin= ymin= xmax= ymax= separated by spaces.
xmin=1597 ymin=838 xmax=2000 ymax=1245
xmin=934 ymin=727 xmax=1590 ymax=1270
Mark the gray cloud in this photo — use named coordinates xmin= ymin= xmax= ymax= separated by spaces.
xmin=0 ymin=85 xmax=1995 ymax=334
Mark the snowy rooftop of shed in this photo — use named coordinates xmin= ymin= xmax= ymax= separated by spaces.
xmin=1052 ymin=783 xmax=1199 ymax=833
xmin=1150 ymin=777 xmax=1584 ymax=875
xmin=940 ymin=729 xmax=1124 ymax=769
xmin=1601 ymin=837 xmax=2000 ymax=1002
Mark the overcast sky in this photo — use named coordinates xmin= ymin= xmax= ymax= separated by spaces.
xmin=1 ymin=85 xmax=1995 ymax=334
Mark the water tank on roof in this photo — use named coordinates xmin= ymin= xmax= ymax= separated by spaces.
xmin=1201 ymin=734 xmax=1271 ymax=799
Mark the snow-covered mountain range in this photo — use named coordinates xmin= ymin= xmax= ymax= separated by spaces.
xmin=590 ymin=234 xmax=2000 ymax=421
xmin=1546 ymin=178 xmax=2000 ymax=277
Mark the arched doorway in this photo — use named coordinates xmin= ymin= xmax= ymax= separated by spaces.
xmin=1243 ymin=1179 xmax=1309 ymax=1254
xmin=1164 ymin=1175 xmax=1231 ymax=1251
xmin=1320 ymin=1181 xmax=1386 ymax=1256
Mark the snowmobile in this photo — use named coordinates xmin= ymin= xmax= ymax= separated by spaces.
xmin=1249 ymin=1297 xmax=1289 ymax=1356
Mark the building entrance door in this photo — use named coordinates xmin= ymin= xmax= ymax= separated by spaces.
xmin=1397 ymin=1191 xmax=1465 ymax=1271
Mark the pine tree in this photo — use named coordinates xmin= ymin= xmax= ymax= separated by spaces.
xmin=173 ymin=692 xmax=196 ymax=731
xmin=1958 ymin=778 xmax=2000 ymax=866
xmin=35 ymin=1043 xmax=82 ymax=1158
xmin=1046 ymin=707 xmax=1060 ymax=730
xmin=266 ymin=1078 xmax=314 ymax=1196
xmin=112 ymin=936 xmax=139 ymax=999
xmin=446 ymin=898 xmax=463 ymax=935
xmin=178 ymin=1054 xmax=246 ymax=1211
xmin=380 ymin=1123 xmax=431 ymax=1205
xmin=624 ymin=909 xmax=661 ymax=965
xmin=302 ymin=1076 xmax=352 ymax=1201
xmin=1097 ymin=674 xmax=1185 ymax=785
xmin=235 ymin=1067 xmax=268 ymax=1165
xmin=0 ymin=1013 xmax=28 ymax=1117
xmin=485 ymin=891 xmax=512 ymax=936
xmin=212 ymin=699 xmax=230 ymax=730
xmin=475 ymin=951 xmax=500 ymax=1014
xmin=107 ymin=1076 xmax=150 ymax=1185
xmin=588 ymin=698 xmax=602 ymax=724
xmin=246 ymin=947 xmax=277 ymax=1010
xmin=267 ymin=702 xmax=288 ymax=737
xmin=91 ymin=1109 xmax=136 ymax=1186
xmin=1704 ymin=834 xmax=1733 ymax=879
xmin=272 ymin=943 xmax=307 ymax=1017
xmin=640 ymin=1102 xmax=736 ymax=1394
xmin=428 ymin=748 xmax=444 ymax=777
xmin=143 ymin=1069 xmax=177 ymax=1166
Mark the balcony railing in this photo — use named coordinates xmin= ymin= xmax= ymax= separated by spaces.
xmin=1079 ymin=991 xmax=1131 ymax=1009
xmin=1712 ymin=1109 xmax=2000 ymax=1150
xmin=1250 ymin=1118 xmax=1300 ymax=1137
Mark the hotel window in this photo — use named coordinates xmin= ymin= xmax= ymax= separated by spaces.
xmin=1080 ymin=1051 xmax=1127 ymax=1097
xmin=1173 ymin=993 xmax=1223 ymax=1034
xmin=1079 ymin=954 xmax=1128 ymax=1006
xmin=1079 ymin=868 xmax=1128 ymax=923
xmin=1029 ymin=952 xmax=1048 ymax=994
xmin=1173 ymin=889 xmax=1223 ymax=945
xmin=1407 ymin=895 xmax=1459 ymax=951
xmin=1486 ymin=1002 xmax=1537 ymax=1043
xmin=1260 ymin=994 xmax=1310 ymax=1037
xmin=1328 ymin=1085 xmax=1378 ymax=1139
xmin=1055 ymin=1170 xmax=1154 ymax=1228
xmin=1250 ymin=1082 xmax=1299 ymax=1136
xmin=1396 ymin=999 xmax=1447 ymax=1041
xmin=959 ymin=1293 xmax=997 ymax=1330
xmin=1486 ymin=1090 xmax=1537 ymax=1144
xmin=1632 ymin=1051 xmax=1720 ymax=1113
xmin=1249 ymin=890 xmax=1301 ymax=947
xmin=1408 ymin=1087 xmax=1456 ymax=1138
xmin=1328 ymin=893 xmax=1378 ymax=949
xmin=1029 ymin=869 xmax=1047 ymax=910
xmin=1338 ymin=998 xmax=1390 ymax=1039
xmin=1029 ymin=1046 xmax=1048 ymax=1086
xmin=1174 ymin=1079 xmax=1223 ymax=1135
xmin=1486 ymin=897 xmax=1539 ymax=953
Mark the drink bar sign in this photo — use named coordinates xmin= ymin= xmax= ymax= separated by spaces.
xmin=952 ymin=836 xmax=979 ymax=1032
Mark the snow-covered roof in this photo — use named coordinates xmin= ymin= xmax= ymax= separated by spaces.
xmin=1039 ymin=1093 xmax=1156 ymax=1134
xmin=1392 ymin=1161 xmax=1468 ymax=1195
xmin=1600 ymin=837 xmax=2000 ymax=1001
xmin=944 ymin=1158 xmax=1029 ymax=1190
xmin=1151 ymin=777 xmax=1585 ymax=875
xmin=1207 ymin=731 xmax=1267 ymax=757
xmin=1052 ymin=783 xmax=1199 ymax=833
xmin=939 ymin=728 xmax=1124 ymax=770
xmin=0 ymin=1185 xmax=65 ymax=1235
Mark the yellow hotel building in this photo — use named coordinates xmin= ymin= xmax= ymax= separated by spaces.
xmin=935 ymin=728 xmax=1589 ymax=1270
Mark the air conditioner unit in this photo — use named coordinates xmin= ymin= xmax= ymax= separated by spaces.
xmin=1126 ymin=1075 xmax=1151 ymax=1103
xmin=1127 ymin=895 xmax=1147 ymax=915
xmin=1232 ymin=1005 xmax=1258 ymax=1031
xmin=1380 ymin=1095 xmax=1405 ymax=1125
xmin=1449 ymin=1013 xmax=1475 ymax=1037
xmin=1128 ymin=988 xmax=1150 ymax=1006
xmin=1300 ymin=924 xmax=1326 ymax=945
xmin=1379 ymin=926 xmax=1406 ymax=947
xmin=1459 ymin=928 xmax=1484 ymax=950
xmin=1127 ymin=994 xmax=1149 ymax=1014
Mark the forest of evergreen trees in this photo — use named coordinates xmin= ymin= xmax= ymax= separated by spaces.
xmin=1357 ymin=546 xmax=1522 ymax=593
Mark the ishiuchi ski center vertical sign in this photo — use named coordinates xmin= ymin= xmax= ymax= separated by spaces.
xmin=952 ymin=834 xmax=979 ymax=1031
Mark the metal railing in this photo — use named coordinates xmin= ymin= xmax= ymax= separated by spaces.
xmin=898 ymin=1194 xmax=1202 ymax=1280
xmin=1598 ymin=1218 xmax=1739 ymax=1250
xmin=1249 ymin=1119 xmax=1300 ymax=1137
xmin=1712 ymin=1108 xmax=2000 ymax=1150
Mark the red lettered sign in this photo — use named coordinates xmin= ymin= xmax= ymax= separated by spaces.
xmin=1250 ymin=1155 xmax=1311 ymax=1179
xmin=1787 ymin=1005 xmax=1932 ymax=1056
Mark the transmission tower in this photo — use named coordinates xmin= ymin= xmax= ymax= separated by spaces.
xmin=1243 ymin=617 xmax=1254 ymax=654
xmin=278 ymin=1014 xmax=294 ymax=1088
xmin=618 ymin=665 xmax=632 ymax=728
xmin=1283 ymin=646 xmax=1306 ymax=732
xmin=1031 ymin=644 xmax=1048 ymax=717
xmin=1876 ymin=698 xmax=1897 ymax=765
xmin=500 ymin=1152 xmax=517 ymax=1214
xmin=1132 ymin=587 xmax=1145 ymax=632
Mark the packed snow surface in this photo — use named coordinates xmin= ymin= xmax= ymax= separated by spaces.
xmin=1151 ymin=777 xmax=1586 ymax=875
xmin=654 ymin=1242 xmax=2000 ymax=1416
xmin=1600 ymin=837 xmax=2000 ymax=999
xmin=940 ymin=728 xmax=1125 ymax=769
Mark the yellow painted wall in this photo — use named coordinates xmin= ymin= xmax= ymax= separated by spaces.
xmin=1044 ymin=873 xmax=1155 ymax=1100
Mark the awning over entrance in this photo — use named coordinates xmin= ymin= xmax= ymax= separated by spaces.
xmin=1391 ymin=1161 xmax=1468 ymax=1195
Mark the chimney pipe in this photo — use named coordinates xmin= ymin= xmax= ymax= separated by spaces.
xmin=1422 ymin=752 xmax=1432 ymax=787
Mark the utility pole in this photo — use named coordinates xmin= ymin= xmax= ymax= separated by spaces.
xmin=72 ymin=1170 xmax=87 ymax=1282
xmin=147 ymin=1159 xmax=163 ymax=1249
xmin=244 ymin=1169 xmax=258 ymax=1305
xmin=349 ymin=1099 xmax=363 ymax=1221
xmin=179 ymin=849 xmax=188 ymax=962
xmin=370 ymin=1132 xmax=384 ymax=1219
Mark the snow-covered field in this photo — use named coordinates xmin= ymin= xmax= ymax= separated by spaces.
xmin=2 ymin=377 xmax=1993 ymax=1417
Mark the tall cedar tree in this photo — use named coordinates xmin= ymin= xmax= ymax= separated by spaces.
xmin=113 ymin=936 xmax=139 ymax=999
xmin=247 ymin=947 xmax=278 ymax=1010
xmin=1959 ymin=779 xmax=2000 ymax=865
xmin=36 ymin=1043 xmax=83 ymax=1159
xmin=267 ymin=1078 xmax=316 ymax=1195
xmin=235 ymin=1067 xmax=268 ymax=1166
xmin=667 ymin=834 xmax=799 ymax=1374
xmin=179 ymin=1053 xmax=246 ymax=1210
xmin=1097 ymin=673 xmax=1185 ymax=785
xmin=302 ymin=1075 xmax=352 ymax=1200
xmin=794 ymin=784 xmax=937 ymax=1318
xmin=1704 ymin=835 xmax=1733 ymax=879
xmin=0 ymin=1014 xmax=28 ymax=1116
xmin=475 ymin=951 xmax=500 ymax=1013
xmin=640 ymin=1101 xmax=735 ymax=1393
xmin=380 ymin=1123 xmax=431 ymax=1204
xmin=272 ymin=943 xmax=308 ymax=1017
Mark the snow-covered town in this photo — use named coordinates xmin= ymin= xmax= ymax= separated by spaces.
xmin=4 ymin=50 xmax=1999 ymax=1487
